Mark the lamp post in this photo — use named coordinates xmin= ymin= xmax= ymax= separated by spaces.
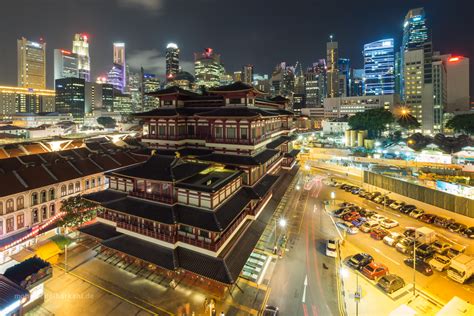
xmin=274 ymin=218 xmax=287 ymax=254
xmin=330 ymin=191 xmax=336 ymax=205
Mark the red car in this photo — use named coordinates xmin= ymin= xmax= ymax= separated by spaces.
xmin=343 ymin=211 xmax=361 ymax=222
xmin=370 ymin=228 xmax=390 ymax=240
xmin=362 ymin=262 xmax=389 ymax=280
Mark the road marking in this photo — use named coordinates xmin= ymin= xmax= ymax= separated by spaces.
xmin=372 ymin=247 xmax=400 ymax=265
xmin=312 ymin=304 xmax=318 ymax=316
xmin=302 ymin=275 xmax=308 ymax=303
xmin=303 ymin=303 xmax=309 ymax=316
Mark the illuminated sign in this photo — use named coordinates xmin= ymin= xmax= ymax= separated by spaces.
xmin=167 ymin=43 xmax=178 ymax=49
xmin=114 ymin=42 xmax=125 ymax=47
xmin=61 ymin=49 xmax=72 ymax=55
xmin=29 ymin=42 xmax=41 ymax=48
xmin=448 ymin=56 xmax=462 ymax=62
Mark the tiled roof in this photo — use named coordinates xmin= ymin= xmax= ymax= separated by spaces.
xmin=83 ymin=189 xmax=128 ymax=203
xmin=266 ymin=136 xmax=289 ymax=149
xmin=200 ymin=149 xmax=280 ymax=166
xmin=104 ymin=197 xmax=176 ymax=225
xmin=78 ymin=222 xmax=123 ymax=240
xmin=249 ymin=174 xmax=280 ymax=198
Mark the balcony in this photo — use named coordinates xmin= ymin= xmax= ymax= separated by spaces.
xmin=117 ymin=222 xmax=177 ymax=244
xmin=130 ymin=191 xmax=174 ymax=204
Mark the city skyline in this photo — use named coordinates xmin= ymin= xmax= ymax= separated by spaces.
xmin=0 ymin=0 xmax=473 ymax=94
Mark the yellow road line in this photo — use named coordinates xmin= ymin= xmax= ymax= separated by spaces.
xmin=54 ymin=265 xmax=174 ymax=316
xmin=238 ymin=278 xmax=268 ymax=291
xmin=260 ymin=286 xmax=272 ymax=314
xmin=296 ymin=191 xmax=310 ymax=236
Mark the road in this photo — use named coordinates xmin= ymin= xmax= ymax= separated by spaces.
xmin=313 ymin=168 xmax=474 ymax=304
xmin=266 ymin=170 xmax=340 ymax=316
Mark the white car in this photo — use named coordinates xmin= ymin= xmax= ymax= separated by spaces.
xmin=326 ymin=240 xmax=338 ymax=257
xmin=383 ymin=232 xmax=403 ymax=246
xmin=428 ymin=254 xmax=451 ymax=272
xmin=336 ymin=222 xmax=359 ymax=234
xmin=380 ymin=218 xmax=399 ymax=229
xmin=371 ymin=214 xmax=386 ymax=223
xmin=360 ymin=220 xmax=379 ymax=233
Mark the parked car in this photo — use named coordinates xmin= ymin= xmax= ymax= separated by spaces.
xmin=383 ymin=232 xmax=403 ymax=247
xmin=359 ymin=209 xmax=376 ymax=218
xmin=462 ymin=227 xmax=474 ymax=239
xmin=340 ymin=184 xmax=350 ymax=190
xmin=371 ymin=214 xmax=386 ymax=223
xmin=351 ymin=187 xmax=361 ymax=194
xmin=339 ymin=202 xmax=354 ymax=208
xmin=396 ymin=238 xmax=420 ymax=255
xmin=326 ymin=240 xmax=338 ymax=258
xmin=263 ymin=305 xmax=279 ymax=316
xmin=373 ymin=196 xmax=384 ymax=203
xmin=431 ymin=241 xmax=452 ymax=255
xmin=367 ymin=192 xmax=381 ymax=200
xmin=381 ymin=198 xmax=395 ymax=206
xmin=343 ymin=211 xmax=361 ymax=222
xmin=433 ymin=216 xmax=455 ymax=228
xmin=419 ymin=214 xmax=437 ymax=224
xmin=334 ymin=209 xmax=353 ymax=218
xmin=403 ymin=228 xmax=416 ymax=238
xmin=370 ymin=228 xmax=390 ymax=240
xmin=377 ymin=274 xmax=405 ymax=294
xmin=351 ymin=218 xmax=367 ymax=227
xmin=429 ymin=254 xmax=451 ymax=272
xmin=415 ymin=244 xmax=435 ymax=260
xmin=404 ymin=258 xmax=433 ymax=276
xmin=389 ymin=201 xmax=405 ymax=210
xmin=409 ymin=209 xmax=425 ymax=219
xmin=360 ymin=221 xmax=379 ymax=233
xmin=380 ymin=218 xmax=399 ymax=229
xmin=347 ymin=253 xmax=373 ymax=270
xmin=362 ymin=262 xmax=389 ymax=280
xmin=447 ymin=244 xmax=466 ymax=259
xmin=447 ymin=222 xmax=467 ymax=234
xmin=358 ymin=190 xmax=368 ymax=197
xmin=336 ymin=222 xmax=359 ymax=234
xmin=400 ymin=205 xmax=416 ymax=214
xmin=344 ymin=185 xmax=356 ymax=192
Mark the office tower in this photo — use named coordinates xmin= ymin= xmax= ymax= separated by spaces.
xmin=17 ymin=37 xmax=46 ymax=89
xmin=220 ymin=73 xmax=234 ymax=86
xmin=172 ymin=71 xmax=195 ymax=91
xmin=400 ymin=8 xmax=432 ymax=99
xmin=363 ymin=39 xmax=395 ymax=95
xmin=85 ymin=82 xmax=114 ymax=112
xmin=305 ymin=60 xmax=326 ymax=107
xmin=326 ymin=36 xmax=339 ymax=97
xmin=338 ymin=58 xmax=351 ymax=97
xmin=432 ymin=53 xmax=447 ymax=132
xmin=113 ymin=43 xmax=126 ymax=88
xmin=439 ymin=54 xmax=470 ymax=112
xmin=54 ymin=49 xmax=79 ymax=82
xmin=0 ymin=86 xmax=55 ymax=115
xmin=72 ymin=34 xmax=91 ymax=82
xmin=113 ymin=90 xmax=133 ymax=114
xmin=233 ymin=71 xmax=242 ymax=82
xmin=351 ymin=69 xmax=365 ymax=97
xmin=127 ymin=72 xmax=142 ymax=112
xmin=253 ymin=74 xmax=270 ymax=93
xmin=294 ymin=62 xmax=305 ymax=95
xmin=194 ymin=48 xmax=225 ymax=88
xmin=242 ymin=65 xmax=254 ymax=84
xmin=142 ymin=72 xmax=160 ymax=110
xmin=166 ymin=43 xmax=180 ymax=81
xmin=55 ymin=77 xmax=87 ymax=122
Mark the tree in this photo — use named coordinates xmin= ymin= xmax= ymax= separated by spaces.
xmin=406 ymin=133 xmax=432 ymax=151
xmin=433 ymin=133 xmax=473 ymax=153
xmin=348 ymin=108 xmax=395 ymax=138
xmin=397 ymin=113 xmax=420 ymax=130
xmin=56 ymin=196 xmax=99 ymax=228
xmin=97 ymin=116 xmax=117 ymax=129
xmin=446 ymin=114 xmax=474 ymax=135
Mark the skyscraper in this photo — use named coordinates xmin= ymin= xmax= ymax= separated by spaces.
xmin=337 ymin=58 xmax=351 ymax=97
xmin=242 ymin=65 xmax=254 ymax=84
xmin=401 ymin=8 xmax=435 ymax=133
xmin=440 ymin=54 xmax=470 ymax=112
xmin=233 ymin=71 xmax=242 ymax=82
xmin=17 ymin=37 xmax=46 ymax=89
xmin=305 ymin=60 xmax=326 ymax=107
xmin=166 ymin=43 xmax=180 ymax=81
xmin=363 ymin=39 xmax=395 ymax=95
xmin=351 ymin=69 xmax=365 ymax=97
xmin=55 ymin=77 xmax=87 ymax=122
xmin=194 ymin=48 xmax=225 ymax=88
xmin=432 ymin=52 xmax=447 ymax=132
xmin=113 ymin=42 xmax=126 ymax=88
xmin=54 ymin=49 xmax=79 ymax=82
xmin=72 ymin=34 xmax=91 ymax=82
xmin=326 ymin=36 xmax=339 ymax=97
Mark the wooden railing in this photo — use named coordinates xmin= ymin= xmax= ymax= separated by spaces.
xmin=130 ymin=191 xmax=174 ymax=204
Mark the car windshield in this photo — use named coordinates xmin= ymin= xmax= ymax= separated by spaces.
xmin=378 ymin=277 xmax=389 ymax=286
xmin=435 ymin=256 xmax=449 ymax=264
xmin=365 ymin=265 xmax=375 ymax=272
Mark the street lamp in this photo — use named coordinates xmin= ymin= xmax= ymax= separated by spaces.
xmin=274 ymin=218 xmax=287 ymax=254
xmin=330 ymin=191 xmax=336 ymax=205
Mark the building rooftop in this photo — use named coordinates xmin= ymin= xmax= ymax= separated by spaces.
xmin=176 ymin=168 xmax=242 ymax=193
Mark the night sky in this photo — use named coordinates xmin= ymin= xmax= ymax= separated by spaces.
xmin=0 ymin=0 xmax=473 ymax=94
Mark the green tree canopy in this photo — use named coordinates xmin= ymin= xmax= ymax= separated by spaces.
xmin=397 ymin=113 xmax=420 ymax=130
xmin=446 ymin=114 xmax=474 ymax=135
xmin=97 ymin=116 xmax=117 ymax=128
xmin=348 ymin=108 xmax=394 ymax=138
xmin=57 ymin=196 xmax=99 ymax=228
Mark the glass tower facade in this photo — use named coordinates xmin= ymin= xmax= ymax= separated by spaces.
xmin=363 ymin=39 xmax=395 ymax=95
xmin=166 ymin=43 xmax=180 ymax=82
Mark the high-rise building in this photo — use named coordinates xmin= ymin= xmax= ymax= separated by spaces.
xmin=305 ymin=60 xmax=326 ymax=107
xmin=242 ymin=65 xmax=254 ymax=84
xmin=439 ymin=54 xmax=470 ymax=112
xmin=113 ymin=90 xmax=133 ymax=114
xmin=338 ymin=58 xmax=351 ymax=97
xmin=400 ymin=8 xmax=432 ymax=99
xmin=142 ymin=72 xmax=160 ymax=110
xmin=294 ymin=62 xmax=305 ymax=95
xmin=233 ymin=71 xmax=242 ymax=82
xmin=363 ymin=39 xmax=395 ymax=95
xmin=432 ymin=53 xmax=447 ymax=132
xmin=166 ymin=43 xmax=180 ymax=82
xmin=253 ymin=74 xmax=270 ymax=93
xmin=113 ymin=43 xmax=126 ymax=89
xmin=194 ymin=48 xmax=225 ymax=88
xmin=72 ymin=34 xmax=91 ymax=82
xmin=0 ymin=86 xmax=55 ymax=115
xmin=107 ymin=64 xmax=125 ymax=92
xmin=54 ymin=49 xmax=79 ymax=82
xmin=17 ymin=37 xmax=46 ymax=89
xmin=55 ymin=77 xmax=87 ymax=122
xmin=326 ymin=37 xmax=339 ymax=97
xmin=351 ymin=69 xmax=365 ymax=97
xmin=85 ymin=82 xmax=114 ymax=112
